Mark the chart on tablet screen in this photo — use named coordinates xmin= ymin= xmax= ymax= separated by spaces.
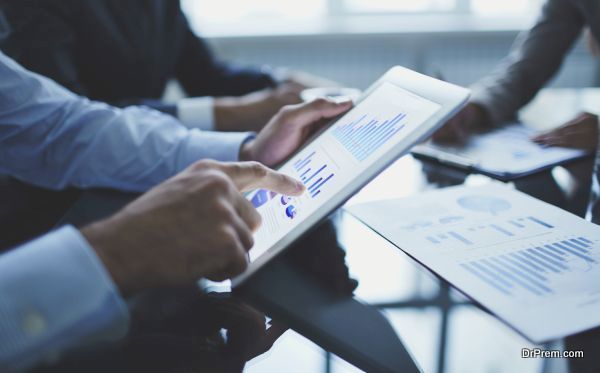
xmin=248 ymin=82 xmax=441 ymax=262
xmin=332 ymin=112 xmax=407 ymax=162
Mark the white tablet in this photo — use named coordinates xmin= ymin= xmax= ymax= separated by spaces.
xmin=233 ymin=66 xmax=470 ymax=286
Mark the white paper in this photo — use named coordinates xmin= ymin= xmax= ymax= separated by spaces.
xmin=347 ymin=184 xmax=600 ymax=342
xmin=413 ymin=124 xmax=588 ymax=176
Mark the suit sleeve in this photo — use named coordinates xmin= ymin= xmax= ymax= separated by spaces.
xmin=1 ymin=1 xmax=179 ymax=116
xmin=1 ymin=0 xmax=90 ymax=97
xmin=174 ymin=13 xmax=276 ymax=97
xmin=470 ymin=0 xmax=586 ymax=124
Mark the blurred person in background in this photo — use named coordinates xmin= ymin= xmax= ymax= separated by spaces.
xmin=0 ymin=0 xmax=338 ymax=133
xmin=433 ymin=0 xmax=600 ymax=153
xmin=0 ymin=49 xmax=352 ymax=371
xmin=0 ymin=0 xmax=337 ymax=249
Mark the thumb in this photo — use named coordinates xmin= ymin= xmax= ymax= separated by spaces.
xmin=221 ymin=161 xmax=305 ymax=196
xmin=531 ymin=127 xmax=558 ymax=141
xmin=284 ymin=97 xmax=352 ymax=125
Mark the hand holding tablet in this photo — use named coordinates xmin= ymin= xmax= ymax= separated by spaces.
xmin=234 ymin=66 xmax=470 ymax=286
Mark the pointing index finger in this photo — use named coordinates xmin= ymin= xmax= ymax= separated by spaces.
xmin=226 ymin=162 xmax=305 ymax=196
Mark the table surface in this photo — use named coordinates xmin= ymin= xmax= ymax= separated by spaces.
xmin=233 ymin=88 xmax=600 ymax=372
xmin=39 ymin=89 xmax=600 ymax=373
xmin=50 ymin=154 xmax=598 ymax=373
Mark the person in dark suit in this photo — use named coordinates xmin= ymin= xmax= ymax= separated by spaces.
xmin=0 ymin=0 xmax=337 ymax=249
xmin=0 ymin=0 xmax=332 ymax=133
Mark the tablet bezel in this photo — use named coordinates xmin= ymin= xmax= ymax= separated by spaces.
xmin=232 ymin=66 xmax=470 ymax=287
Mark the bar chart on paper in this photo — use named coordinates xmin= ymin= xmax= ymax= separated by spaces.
xmin=347 ymin=184 xmax=600 ymax=342
xmin=424 ymin=215 xmax=558 ymax=249
xmin=373 ymin=192 xmax=600 ymax=298
xmin=461 ymin=236 xmax=597 ymax=297
xmin=332 ymin=112 xmax=407 ymax=162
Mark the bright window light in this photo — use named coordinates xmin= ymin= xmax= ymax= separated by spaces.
xmin=471 ymin=0 xmax=544 ymax=15
xmin=343 ymin=0 xmax=455 ymax=13
xmin=181 ymin=0 xmax=326 ymax=22
xmin=184 ymin=0 xmax=545 ymax=26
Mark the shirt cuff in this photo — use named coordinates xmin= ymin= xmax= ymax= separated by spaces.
xmin=179 ymin=130 xmax=255 ymax=167
xmin=177 ymin=97 xmax=215 ymax=131
xmin=0 ymin=226 xmax=129 ymax=371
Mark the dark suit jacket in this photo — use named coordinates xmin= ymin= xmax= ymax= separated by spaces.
xmin=0 ymin=0 xmax=277 ymax=249
xmin=0 ymin=0 xmax=276 ymax=115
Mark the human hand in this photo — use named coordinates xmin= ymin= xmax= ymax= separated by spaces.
xmin=214 ymin=82 xmax=304 ymax=132
xmin=239 ymin=98 xmax=352 ymax=167
xmin=82 ymin=160 xmax=304 ymax=295
xmin=431 ymin=102 xmax=490 ymax=144
xmin=281 ymin=70 xmax=341 ymax=89
xmin=531 ymin=112 xmax=599 ymax=151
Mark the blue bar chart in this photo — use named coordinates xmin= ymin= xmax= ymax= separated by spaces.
xmin=293 ymin=150 xmax=335 ymax=199
xmin=332 ymin=112 xmax=407 ymax=162
xmin=425 ymin=215 xmax=555 ymax=248
xmin=347 ymin=184 xmax=600 ymax=342
xmin=462 ymin=236 xmax=596 ymax=297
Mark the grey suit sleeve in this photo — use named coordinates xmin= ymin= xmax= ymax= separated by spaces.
xmin=471 ymin=0 xmax=586 ymax=124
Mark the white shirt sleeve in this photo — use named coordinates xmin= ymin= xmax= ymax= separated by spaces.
xmin=0 ymin=226 xmax=129 ymax=372
xmin=177 ymin=97 xmax=215 ymax=131
xmin=0 ymin=51 xmax=252 ymax=192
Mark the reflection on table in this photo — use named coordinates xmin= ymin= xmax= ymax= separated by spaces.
xmin=248 ymin=151 xmax=599 ymax=373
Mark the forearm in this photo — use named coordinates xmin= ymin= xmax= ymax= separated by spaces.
xmin=110 ymin=98 xmax=178 ymax=118
xmin=176 ymin=28 xmax=276 ymax=97
xmin=0 ymin=52 xmax=252 ymax=192
xmin=0 ymin=226 xmax=129 ymax=372
xmin=470 ymin=0 xmax=584 ymax=124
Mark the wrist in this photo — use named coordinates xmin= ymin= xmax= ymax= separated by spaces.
xmin=214 ymin=97 xmax=244 ymax=132
xmin=81 ymin=218 xmax=134 ymax=296
xmin=239 ymin=138 xmax=255 ymax=162
xmin=469 ymin=102 xmax=491 ymax=129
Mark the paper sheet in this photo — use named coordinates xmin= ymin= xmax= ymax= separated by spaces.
xmin=347 ymin=184 xmax=600 ymax=342
xmin=413 ymin=124 xmax=588 ymax=177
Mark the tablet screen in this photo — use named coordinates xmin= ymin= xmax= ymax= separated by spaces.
xmin=247 ymin=82 xmax=442 ymax=261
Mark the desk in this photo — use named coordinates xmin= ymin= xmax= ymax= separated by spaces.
xmin=27 ymin=88 xmax=600 ymax=372
xmin=43 ymin=153 xmax=598 ymax=373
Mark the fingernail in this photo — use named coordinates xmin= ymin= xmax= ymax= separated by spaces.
xmin=296 ymin=181 xmax=305 ymax=192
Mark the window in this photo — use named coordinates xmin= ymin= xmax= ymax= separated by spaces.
xmin=182 ymin=0 xmax=545 ymax=35
xmin=470 ymin=0 xmax=544 ymax=15
xmin=181 ymin=0 xmax=326 ymax=23
xmin=341 ymin=0 xmax=543 ymax=14
xmin=184 ymin=0 xmax=543 ymax=18
xmin=342 ymin=0 xmax=456 ymax=13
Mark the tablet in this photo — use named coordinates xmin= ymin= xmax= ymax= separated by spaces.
xmin=232 ymin=66 xmax=470 ymax=286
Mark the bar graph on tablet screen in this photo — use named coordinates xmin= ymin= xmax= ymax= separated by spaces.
xmin=332 ymin=112 xmax=407 ymax=162
xmin=248 ymin=81 xmax=442 ymax=266
xmin=293 ymin=150 xmax=335 ymax=198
